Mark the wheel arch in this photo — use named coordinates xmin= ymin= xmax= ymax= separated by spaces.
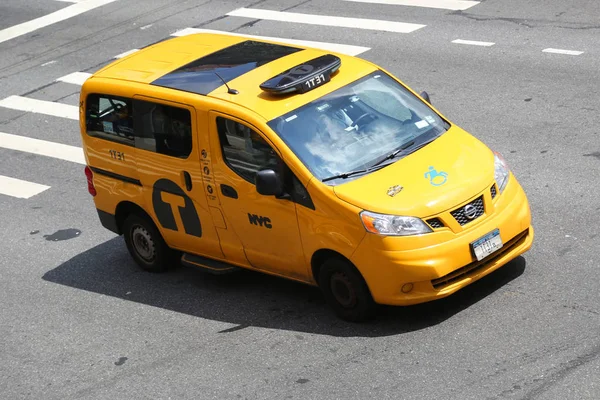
xmin=115 ymin=201 xmax=154 ymax=234
xmin=311 ymin=249 xmax=355 ymax=285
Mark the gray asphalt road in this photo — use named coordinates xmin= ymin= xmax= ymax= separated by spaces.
xmin=1 ymin=0 xmax=599 ymax=399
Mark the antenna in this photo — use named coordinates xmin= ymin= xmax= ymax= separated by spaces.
xmin=214 ymin=72 xmax=239 ymax=95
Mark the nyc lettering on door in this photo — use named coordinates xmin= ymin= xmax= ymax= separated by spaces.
xmin=248 ymin=213 xmax=272 ymax=229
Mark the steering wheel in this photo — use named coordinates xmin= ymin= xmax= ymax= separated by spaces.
xmin=353 ymin=112 xmax=373 ymax=128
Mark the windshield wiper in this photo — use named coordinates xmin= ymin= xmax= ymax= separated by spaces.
xmin=321 ymin=136 xmax=440 ymax=183
xmin=322 ymin=163 xmax=392 ymax=183
xmin=369 ymin=135 xmax=440 ymax=169
xmin=369 ymin=140 xmax=415 ymax=168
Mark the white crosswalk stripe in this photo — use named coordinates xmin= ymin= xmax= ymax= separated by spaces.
xmin=340 ymin=0 xmax=479 ymax=11
xmin=114 ymin=49 xmax=140 ymax=59
xmin=226 ymin=8 xmax=426 ymax=33
xmin=0 ymin=95 xmax=79 ymax=120
xmin=171 ymin=28 xmax=371 ymax=56
xmin=0 ymin=132 xmax=85 ymax=164
xmin=0 ymin=132 xmax=85 ymax=199
xmin=0 ymin=0 xmax=119 ymax=44
xmin=56 ymin=71 xmax=92 ymax=85
xmin=542 ymin=48 xmax=584 ymax=56
xmin=452 ymin=39 xmax=495 ymax=47
xmin=0 ymin=175 xmax=50 ymax=199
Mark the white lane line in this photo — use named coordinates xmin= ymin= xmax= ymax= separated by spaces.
xmin=0 ymin=175 xmax=50 ymax=199
xmin=0 ymin=132 xmax=85 ymax=164
xmin=114 ymin=48 xmax=140 ymax=59
xmin=0 ymin=96 xmax=79 ymax=120
xmin=171 ymin=28 xmax=371 ymax=56
xmin=56 ymin=71 xmax=91 ymax=85
xmin=341 ymin=0 xmax=479 ymax=11
xmin=542 ymin=48 xmax=584 ymax=56
xmin=0 ymin=0 xmax=119 ymax=44
xmin=452 ymin=39 xmax=495 ymax=47
xmin=226 ymin=8 xmax=425 ymax=33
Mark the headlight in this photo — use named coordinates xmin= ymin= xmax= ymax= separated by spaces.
xmin=494 ymin=151 xmax=510 ymax=193
xmin=360 ymin=211 xmax=432 ymax=236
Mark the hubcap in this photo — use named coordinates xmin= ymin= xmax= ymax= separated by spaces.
xmin=330 ymin=272 xmax=357 ymax=308
xmin=131 ymin=226 xmax=155 ymax=262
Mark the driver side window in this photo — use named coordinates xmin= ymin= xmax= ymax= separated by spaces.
xmin=216 ymin=117 xmax=279 ymax=183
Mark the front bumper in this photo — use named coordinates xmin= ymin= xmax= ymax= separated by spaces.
xmin=350 ymin=175 xmax=533 ymax=306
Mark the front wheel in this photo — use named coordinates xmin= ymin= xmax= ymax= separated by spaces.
xmin=318 ymin=258 xmax=376 ymax=322
xmin=122 ymin=213 xmax=174 ymax=273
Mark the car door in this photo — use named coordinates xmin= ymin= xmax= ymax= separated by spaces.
xmin=207 ymin=111 xmax=307 ymax=279
xmin=133 ymin=96 xmax=223 ymax=259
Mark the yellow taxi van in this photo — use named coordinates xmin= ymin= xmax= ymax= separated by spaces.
xmin=79 ymin=33 xmax=534 ymax=321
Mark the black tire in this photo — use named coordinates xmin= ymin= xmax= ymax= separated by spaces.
xmin=318 ymin=257 xmax=377 ymax=322
xmin=122 ymin=213 xmax=175 ymax=273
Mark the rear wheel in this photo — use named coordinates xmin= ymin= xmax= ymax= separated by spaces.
xmin=122 ymin=213 xmax=174 ymax=273
xmin=318 ymin=257 xmax=376 ymax=322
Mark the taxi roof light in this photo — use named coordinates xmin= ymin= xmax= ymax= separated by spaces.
xmin=260 ymin=54 xmax=341 ymax=95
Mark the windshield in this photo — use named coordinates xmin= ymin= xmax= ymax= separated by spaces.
xmin=267 ymin=71 xmax=450 ymax=184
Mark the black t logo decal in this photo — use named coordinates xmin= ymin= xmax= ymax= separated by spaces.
xmin=152 ymin=179 xmax=202 ymax=237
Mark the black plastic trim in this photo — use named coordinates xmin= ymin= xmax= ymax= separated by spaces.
xmin=289 ymin=175 xmax=315 ymax=210
xmin=181 ymin=253 xmax=241 ymax=275
xmin=221 ymin=184 xmax=238 ymax=199
xmin=97 ymin=209 xmax=120 ymax=234
xmin=89 ymin=166 xmax=141 ymax=186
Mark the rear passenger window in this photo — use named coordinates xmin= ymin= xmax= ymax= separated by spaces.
xmin=86 ymin=94 xmax=134 ymax=146
xmin=133 ymin=100 xmax=192 ymax=158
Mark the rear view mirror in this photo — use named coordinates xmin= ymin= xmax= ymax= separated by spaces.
xmin=420 ymin=91 xmax=431 ymax=104
xmin=256 ymin=169 xmax=284 ymax=197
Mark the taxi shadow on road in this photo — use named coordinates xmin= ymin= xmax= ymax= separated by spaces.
xmin=43 ymin=237 xmax=526 ymax=337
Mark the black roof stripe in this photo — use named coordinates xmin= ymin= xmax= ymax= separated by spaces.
xmin=151 ymin=40 xmax=302 ymax=95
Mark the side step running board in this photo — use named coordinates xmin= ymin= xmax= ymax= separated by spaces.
xmin=181 ymin=253 xmax=241 ymax=275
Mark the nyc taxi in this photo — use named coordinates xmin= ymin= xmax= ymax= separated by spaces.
xmin=79 ymin=33 xmax=533 ymax=321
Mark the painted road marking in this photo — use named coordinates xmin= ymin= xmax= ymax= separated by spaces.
xmin=56 ymin=71 xmax=91 ymax=85
xmin=0 ymin=0 xmax=119 ymax=44
xmin=0 ymin=132 xmax=85 ymax=164
xmin=0 ymin=96 xmax=79 ymax=120
xmin=542 ymin=48 xmax=584 ymax=56
xmin=226 ymin=8 xmax=425 ymax=33
xmin=114 ymin=48 xmax=140 ymax=59
xmin=171 ymin=28 xmax=371 ymax=56
xmin=341 ymin=0 xmax=479 ymax=11
xmin=452 ymin=39 xmax=495 ymax=47
xmin=0 ymin=175 xmax=50 ymax=199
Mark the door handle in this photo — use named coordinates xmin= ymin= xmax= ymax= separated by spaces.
xmin=220 ymin=184 xmax=238 ymax=199
xmin=183 ymin=171 xmax=192 ymax=191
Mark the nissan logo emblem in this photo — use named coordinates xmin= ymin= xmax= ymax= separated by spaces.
xmin=464 ymin=204 xmax=478 ymax=220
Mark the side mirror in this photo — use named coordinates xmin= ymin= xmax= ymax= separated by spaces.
xmin=256 ymin=169 xmax=284 ymax=197
xmin=420 ymin=91 xmax=431 ymax=104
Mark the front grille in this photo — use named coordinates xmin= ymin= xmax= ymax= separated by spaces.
xmin=490 ymin=184 xmax=497 ymax=199
xmin=450 ymin=196 xmax=485 ymax=225
xmin=427 ymin=218 xmax=444 ymax=229
xmin=431 ymin=229 xmax=529 ymax=289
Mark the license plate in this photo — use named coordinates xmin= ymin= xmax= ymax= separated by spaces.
xmin=471 ymin=229 xmax=503 ymax=261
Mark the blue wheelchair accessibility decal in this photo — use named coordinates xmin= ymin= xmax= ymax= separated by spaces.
xmin=424 ymin=166 xmax=448 ymax=186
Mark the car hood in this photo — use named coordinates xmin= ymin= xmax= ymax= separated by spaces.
xmin=333 ymin=126 xmax=495 ymax=217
